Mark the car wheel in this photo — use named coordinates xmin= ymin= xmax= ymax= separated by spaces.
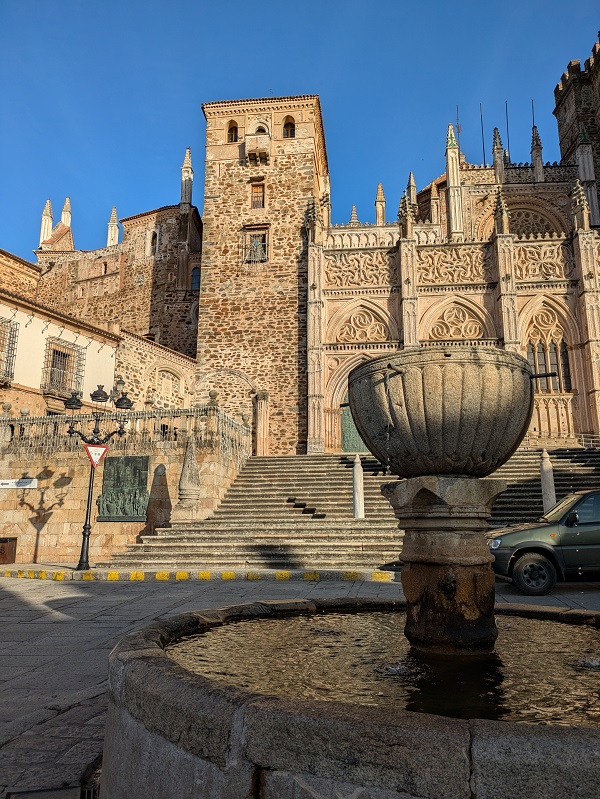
xmin=512 ymin=553 xmax=557 ymax=596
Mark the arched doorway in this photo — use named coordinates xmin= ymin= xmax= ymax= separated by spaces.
xmin=341 ymin=392 xmax=369 ymax=452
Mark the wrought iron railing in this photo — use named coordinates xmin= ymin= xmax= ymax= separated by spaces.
xmin=1 ymin=405 xmax=252 ymax=465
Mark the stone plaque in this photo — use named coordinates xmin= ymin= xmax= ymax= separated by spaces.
xmin=97 ymin=456 xmax=149 ymax=522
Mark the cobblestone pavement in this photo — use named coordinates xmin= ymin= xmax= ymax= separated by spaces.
xmin=1 ymin=576 xmax=600 ymax=795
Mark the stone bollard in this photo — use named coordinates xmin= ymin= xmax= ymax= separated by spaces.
xmin=540 ymin=448 xmax=556 ymax=512
xmin=383 ymin=475 xmax=507 ymax=654
xmin=353 ymin=453 xmax=365 ymax=519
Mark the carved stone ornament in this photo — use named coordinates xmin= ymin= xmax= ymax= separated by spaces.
xmin=514 ymin=242 xmax=574 ymax=281
xmin=416 ymin=245 xmax=490 ymax=285
xmin=509 ymin=208 xmax=558 ymax=237
xmin=527 ymin=308 xmax=564 ymax=344
xmin=336 ymin=309 xmax=389 ymax=342
xmin=323 ymin=250 xmax=398 ymax=288
xmin=429 ymin=305 xmax=483 ymax=340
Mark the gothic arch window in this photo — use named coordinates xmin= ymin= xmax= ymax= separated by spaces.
xmin=190 ymin=267 xmax=200 ymax=291
xmin=283 ymin=116 xmax=296 ymax=139
xmin=526 ymin=309 xmax=572 ymax=394
xmin=227 ymin=121 xmax=238 ymax=143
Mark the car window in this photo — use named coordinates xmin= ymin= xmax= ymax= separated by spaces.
xmin=575 ymin=494 xmax=600 ymax=524
xmin=544 ymin=493 xmax=579 ymax=522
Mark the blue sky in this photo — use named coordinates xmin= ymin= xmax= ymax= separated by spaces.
xmin=0 ymin=1 xmax=597 ymax=260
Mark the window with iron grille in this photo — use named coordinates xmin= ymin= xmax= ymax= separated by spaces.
xmin=41 ymin=337 xmax=86 ymax=395
xmin=251 ymin=184 xmax=265 ymax=209
xmin=244 ymin=230 xmax=268 ymax=264
xmin=0 ymin=318 xmax=19 ymax=382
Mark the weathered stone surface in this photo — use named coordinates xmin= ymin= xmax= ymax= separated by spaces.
xmin=348 ymin=345 xmax=533 ymax=478
xmin=261 ymin=770 xmax=420 ymax=799
xmin=470 ymin=718 xmax=600 ymax=799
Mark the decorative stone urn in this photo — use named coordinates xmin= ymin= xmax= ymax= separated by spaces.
xmin=347 ymin=345 xmax=533 ymax=479
xmin=348 ymin=345 xmax=534 ymax=654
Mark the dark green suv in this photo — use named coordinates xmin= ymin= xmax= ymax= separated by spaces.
xmin=486 ymin=489 xmax=600 ymax=595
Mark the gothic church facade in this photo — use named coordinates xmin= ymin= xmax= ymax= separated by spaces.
xmin=27 ymin=34 xmax=600 ymax=456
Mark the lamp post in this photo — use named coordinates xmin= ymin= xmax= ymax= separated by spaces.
xmin=64 ymin=384 xmax=134 ymax=571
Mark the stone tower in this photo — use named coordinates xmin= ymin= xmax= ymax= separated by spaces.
xmin=196 ymin=95 xmax=330 ymax=454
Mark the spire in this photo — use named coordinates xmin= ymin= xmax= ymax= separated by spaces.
xmin=430 ymin=181 xmax=438 ymax=199
xmin=180 ymin=147 xmax=194 ymax=206
xmin=61 ymin=197 xmax=72 ymax=227
xmin=531 ymin=125 xmax=544 ymax=182
xmin=107 ymin=206 xmax=119 ymax=247
xmin=39 ymin=199 xmax=53 ymax=246
xmin=407 ymin=172 xmax=417 ymax=206
xmin=429 ymin=181 xmax=440 ymax=225
xmin=398 ymin=191 xmax=415 ymax=238
xmin=446 ymin=123 xmax=458 ymax=149
xmin=348 ymin=205 xmax=360 ymax=226
xmin=493 ymin=128 xmax=505 ymax=184
xmin=375 ymin=184 xmax=386 ymax=226
xmin=494 ymin=188 xmax=510 ymax=234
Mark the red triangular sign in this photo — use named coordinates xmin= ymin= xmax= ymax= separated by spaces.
xmin=84 ymin=444 xmax=109 ymax=469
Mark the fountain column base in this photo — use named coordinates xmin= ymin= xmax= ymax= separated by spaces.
xmin=383 ymin=475 xmax=507 ymax=655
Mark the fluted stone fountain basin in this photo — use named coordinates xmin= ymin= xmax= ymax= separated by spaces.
xmin=102 ymin=599 xmax=600 ymax=799
xmin=347 ymin=345 xmax=533 ymax=478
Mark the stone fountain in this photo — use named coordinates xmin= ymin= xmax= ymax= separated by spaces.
xmin=347 ymin=344 xmax=533 ymax=654
xmin=101 ymin=344 xmax=600 ymax=799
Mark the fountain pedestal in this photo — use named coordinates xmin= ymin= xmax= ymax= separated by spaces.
xmin=384 ymin=475 xmax=507 ymax=654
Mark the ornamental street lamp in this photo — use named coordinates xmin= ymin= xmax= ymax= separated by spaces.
xmin=64 ymin=384 xmax=134 ymax=571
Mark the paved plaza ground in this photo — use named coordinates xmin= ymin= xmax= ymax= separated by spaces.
xmin=2 ymin=575 xmax=600 ymax=796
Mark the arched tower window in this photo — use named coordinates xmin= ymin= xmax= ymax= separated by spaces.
xmin=150 ymin=231 xmax=157 ymax=255
xmin=526 ymin=309 xmax=572 ymax=394
xmin=227 ymin=121 xmax=238 ymax=143
xmin=191 ymin=267 xmax=200 ymax=291
xmin=283 ymin=116 xmax=296 ymax=139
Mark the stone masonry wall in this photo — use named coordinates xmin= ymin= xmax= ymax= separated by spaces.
xmin=0 ymin=435 xmax=244 ymax=565
xmin=197 ymin=98 xmax=327 ymax=454
xmin=35 ymin=206 xmax=200 ymax=358
xmin=0 ymin=250 xmax=40 ymax=299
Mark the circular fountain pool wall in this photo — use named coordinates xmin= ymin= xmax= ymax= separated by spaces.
xmin=102 ymin=598 xmax=600 ymax=799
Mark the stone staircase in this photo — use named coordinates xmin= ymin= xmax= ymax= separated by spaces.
xmin=490 ymin=447 xmax=600 ymax=527
xmin=104 ymin=448 xmax=600 ymax=570
xmin=104 ymin=455 xmax=403 ymax=571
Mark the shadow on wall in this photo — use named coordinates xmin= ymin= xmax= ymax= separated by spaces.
xmin=17 ymin=468 xmax=74 ymax=563
xmin=139 ymin=464 xmax=172 ymax=539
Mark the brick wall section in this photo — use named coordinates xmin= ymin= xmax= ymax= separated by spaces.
xmin=197 ymin=97 xmax=329 ymax=454
xmin=35 ymin=206 xmax=201 ymax=358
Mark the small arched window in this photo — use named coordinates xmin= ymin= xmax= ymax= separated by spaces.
xmin=191 ymin=267 xmax=200 ymax=291
xmin=283 ymin=117 xmax=295 ymax=139
xmin=227 ymin=121 xmax=238 ymax=143
xmin=150 ymin=231 xmax=158 ymax=255
xmin=255 ymin=126 xmax=267 ymax=134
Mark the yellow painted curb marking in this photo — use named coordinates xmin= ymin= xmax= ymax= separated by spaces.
xmin=52 ymin=571 xmax=65 ymax=581
xmin=246 ymin=571 xmax=262 ymax=581
xmin=82 ymin=571 xmax=94 ymax=581
xmin=275 ymin=570 xmax=290 ymax=580
xmin=130 ymin=571 xmax=145 ymax=581
xmin=221 ymin=571 xmax=235 ymax=580
xmin=17 ymin=570 xmax=24 ymax=578
xmin=343 ymin=571 xmax=361 ymax=581
xmin=198 ymin=571 xmax=211 ymax=580
xmin=176 ymin=571 xmax=190 ymax=581
xmin=155 ymin=571 xmax=170 ymax=581
xmin=372 ymin=571 xmax=392 ymax=582
xmin=27 ymin=570 xmax=35 ymax=579
xmin=304 ymin=571 xmax=320 ymax=581
xmin=4 ymin=570 xmax=10 ymax=577
xmin=40 ymin=570 xmax=47 ymax=579
xmin=107 ymin=571 xmax=120 ymax=581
